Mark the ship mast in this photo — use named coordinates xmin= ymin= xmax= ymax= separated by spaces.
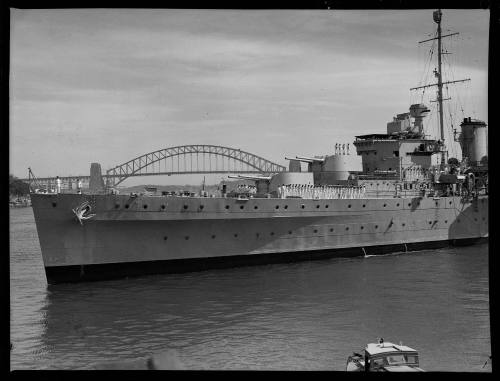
xmin=410 ymin=9 xmax=470 ymax=170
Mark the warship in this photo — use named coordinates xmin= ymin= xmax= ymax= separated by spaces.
xmin=30 ymin=10 xmax=488 ymax=284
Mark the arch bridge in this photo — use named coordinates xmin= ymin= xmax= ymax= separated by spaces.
xmin=106 ymin=145 xmax=286 ymax=186
xmin=25 ymin=145 xmax=287 ymax=189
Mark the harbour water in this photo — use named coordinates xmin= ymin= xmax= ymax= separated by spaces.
xmin=10 ymin=207 xmax=490 ymax=371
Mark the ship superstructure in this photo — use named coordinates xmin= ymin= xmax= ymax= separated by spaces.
xmin=29 ymin=10 xmax=488 ymax=284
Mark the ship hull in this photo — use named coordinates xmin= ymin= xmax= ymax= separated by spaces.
xmin=31 ymin=193 xmax=488 ymax=284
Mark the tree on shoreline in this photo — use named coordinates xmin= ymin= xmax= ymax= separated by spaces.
xmin=9 ymin=175 xmax=30 ymax=197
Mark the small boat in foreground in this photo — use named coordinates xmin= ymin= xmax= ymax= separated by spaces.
xmin=346 ymin=339 xmax=424 ymax=372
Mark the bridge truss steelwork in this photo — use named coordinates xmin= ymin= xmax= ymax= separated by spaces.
xmin=106 ymin=145 xmax=286 ymax=186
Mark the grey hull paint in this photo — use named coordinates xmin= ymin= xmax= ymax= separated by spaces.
xmin=31 ymin=193 xmax=488 ymax=284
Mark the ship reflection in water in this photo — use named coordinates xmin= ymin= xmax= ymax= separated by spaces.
xmin=10 ymin=211 xmax=490 ymax=371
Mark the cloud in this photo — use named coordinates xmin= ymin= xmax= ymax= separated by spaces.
xmin=10 ymin=9 xmax=488 ymax=179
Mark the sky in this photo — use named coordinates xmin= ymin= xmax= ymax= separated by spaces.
xmin=9 ymin=8 xmax=489 ymax=186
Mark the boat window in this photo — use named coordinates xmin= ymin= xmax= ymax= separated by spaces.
xmin=393 ymin=151 xmax=399 ymax=157
xmin=405 ymin=355 xmax=418 ymax=364
xmin=372 ymin=357 xmax=387 ymax=368
xmin=386 ymin=354 xmax=406 ymax=365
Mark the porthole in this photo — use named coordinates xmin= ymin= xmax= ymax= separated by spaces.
xmin=482 ymin=217 xmax=486 ymax=221
xmin=143 ymin=205 xmax=148 ymax=209
xmin=288 ymin=231 xmax=292 ymax=234
xmin=301 ymin=205 xmax=305 ymax=209
xmin=316 ymin=205 xmax=320 ymax=209
xmin=52 ymin=202 xmax=57 ymax=208
xmin=185 ymin=236 xmax=189 ymax=240
xmin=115 ymin=204 xmax=120 ymax=209
xmin=325 ymin=205 xmax=329 ymax=208
xmin=256 ymin=233 xmax=260 ymax=238
xmin=275 ymin=205 xmax=279 ymax=209
xmin=402 ymin=223 xmax=405 ymax=227
xmin=254 ymin=205 xmax=258 ymax=210
xmin=284 ymin=205 xmax=288 ymax=209
xmin=234 ymin=233 xmax=238 ymax=238
xmin=363 ymin=204 xmax=366 ymax=208
xmin=199 ymin=205 xmax=204 ymax=210
xmin=361 ymin=226 xmax=364 ymax=230
xmin=183 ymin=205 xmax=188 ymax=210
xmin=330 ymin=228 xmax=334 ymax=232
xmin=348 ymin=204 xmax=351 ymax=208
xmin=457 ymin=219 xmax=461 ymax=223
xmin=445 ymin=220 xmax=448 ymax=224
xmin=270 ymin=232 xmax=274 ymax=236
xmin=408 ymin=203 xmax=411 ymax=207
xmin=429 ymin=221 xmax=432 ymax=225
xmin=225 ymin=205 xmax=230 ymax=210
xmin=164 ymin=236 xmax=168 ymax=241
xmin=383 ymin=204 xmax=387 ymax=207
xmin=346 ymin=227 xmax=349 ymax=231
xmin=474 ymin=218 xmax=478 ymax=222
xmin=240 ymin=205 xmax=244 ymax=210
xmin=125 ymin=204 xmax=129 ymax=209
xmin=161 ymin=205 xmax=166 ymax=210
xmin=375 ymin=225 xmax=378 ymax=229
xmin=211 ymin=235 xmax=216 ymax=239
xmin=314 ymin=229 xmax=318 ymax=233
xmin=449 ymin=201 xmax=452 ymax=205
xmin=396 ymin=203 xmax=400 ymax=207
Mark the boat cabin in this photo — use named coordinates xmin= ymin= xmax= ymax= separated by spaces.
xmin=346 ymin=340 xmax=423 ymax=372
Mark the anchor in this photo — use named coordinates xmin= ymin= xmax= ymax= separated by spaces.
xmin=72 ymin=201 xmax=96 ymax=226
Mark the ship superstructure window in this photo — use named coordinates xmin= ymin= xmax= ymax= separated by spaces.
xmin=393 ymin=151 xmax=399 ymax=157
xmin=275 ymin=205 xmax=279 ymax=209
xmin=52 ymin=202 xmax=57 ymax=207
xmin=125 ymin=204 xmax=129 ymax=209
xmin=284 ymin=205 xmax=288 ymax=209
xmin=316 ymin=205 xmax=320 ymax=209
xmin=225 ymin=205 xmax=230 ymax=209
xmin=161 ymin=205 xmax=166 ymax=210
xmin=183 ymin=205 xmax=188 ymax=209
xmin=301 ymin=205 xmax=305 ymax=209
xmin=200 ymin=205 xmax=204 ymax=210
xmin=211 ymin=235 xmax=216 ymax=239
xmin=254 ymin=205 xmax=258 ymax=210
xmin=240 ymin=205 xmax=244 ymax=209
xmin=330 ymin=228 xmax=334 ymax=232
xmin=143 ymin=205 xmax=148 ymax=209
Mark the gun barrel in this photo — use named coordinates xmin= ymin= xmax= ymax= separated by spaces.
xmin=285 ymin=156 xmax=310 ymax=163
xmin=295 ymin=155 xmax=325 ymax=162
xmin=228 ymin=174 xmax=271 ymax=181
